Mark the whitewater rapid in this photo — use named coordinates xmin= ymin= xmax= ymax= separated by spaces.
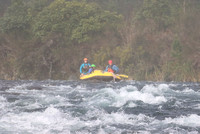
xmin=0 ymin=80 xmax=200 ymax=134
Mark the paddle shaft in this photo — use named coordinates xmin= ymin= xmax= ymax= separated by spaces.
xmin=111 ymin=72 xmax=117 ymax=82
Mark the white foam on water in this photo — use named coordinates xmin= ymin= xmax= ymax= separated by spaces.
xmin=0 ymin=106 xmax=87 ymax=133
xmin=112 ymin=89 xmax=167 ymax=106
xmin=87 ymin=86 xmax=167 ymax=107
xmin=84 ymin=108 xmax=157 ymax=133
xmin=127 ymin=102 xmax=137 ymax=107
xmin=1 ymin=106 xmax=60 ymax=128
xmin=0 ymin=96 xmax=7 ymax=110
xmin=187 ymin=131 xmax=200 ymax=134
xmin=6 ymin=84 xmax=43 ymax=97
xmin=1 ymin=81 xmax=200 ymax=133
xmin=0 ymin=96 xmax=10 ymax=119
xmin=138 ymin=131 xmax=152 ymax=134
xmin=182 ymin=88 xmax=200 ymax=97
xmin=0 ymin=95 xmax=6 ymax=101
xmin=85 ymin=87 xmax=116 ymax=107
xmin=7 ymin=87 xmax=29 ymax=94
xmin=162 ymin=127 xmax=199 ymax=134
xmin=1 ymin=104 xmax=119 ymax=133
xmin=42 ymin=84 xmax=73 ymax=91
xmin=8 ymin=83 xmax=39 ymax=91
xmin=141 ymin=84 xmax=200 ymax=102
xmin=193 ymin=104 xmax=200 ymax=109
xmin=164 ymin=114 xmax=200 ymax=127
xmin=119 ymin=85 xmax=138 ymax=91
xmin=100 ymin=112 xmax=154 ymax=126
xmin=85 ymin=109 xmax=200 ymax=134
xmin=22 ymin=101 xmax=43 ymax=110
xmin=97 ymin=128 xmax=108 ymax=134
xmin=182 ymin=88 xmax=196 ymax=93
xmin=41 ymin=94 xmax=66 ymax=105
xmin=141 ymin=84 xmax=171 ymax=95
xmin=75 ymin=84 xmax=87 ymax=90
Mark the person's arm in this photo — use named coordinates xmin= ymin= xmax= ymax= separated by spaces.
xmin=104 ymin=65 xmax=108 ymax=72
xmin=112 ymin=65 xmax=119 ymax=73
xmin=87 ymin=68 xmax=92 ymax=74
xmin=80 ymin=64 xmax=84 ymax=74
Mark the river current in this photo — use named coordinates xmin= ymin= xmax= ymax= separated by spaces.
xmin=0 ymin=80 xmax=200 ymax=134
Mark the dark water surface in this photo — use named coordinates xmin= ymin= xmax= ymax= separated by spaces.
xmin=0 ymin=80 xmax=200 ymax=134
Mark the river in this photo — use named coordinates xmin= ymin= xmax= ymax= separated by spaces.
xmin=0 ymin=80 xmax=200 ymax=134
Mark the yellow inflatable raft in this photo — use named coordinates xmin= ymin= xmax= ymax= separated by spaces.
xmin=80 ymin=70 xmax=128 ymax=81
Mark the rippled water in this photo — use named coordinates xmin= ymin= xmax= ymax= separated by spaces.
xmin=0 ymin=80 xmax=200 ymax=134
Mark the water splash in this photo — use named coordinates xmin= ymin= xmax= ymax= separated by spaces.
xmin=0 ymin=80 xmax=199 ymax=133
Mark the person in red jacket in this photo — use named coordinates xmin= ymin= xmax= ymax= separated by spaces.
xmin=104 ymin=60 xmax=119 ymax=74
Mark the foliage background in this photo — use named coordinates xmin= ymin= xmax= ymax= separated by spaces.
xmin=0 ymin=0 xmax=200 ymax=81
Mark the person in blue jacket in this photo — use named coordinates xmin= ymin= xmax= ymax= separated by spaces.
xmin=80 ymin=58 xmax=91 ymax=75
xmin=104 ymin=60 xmax=119 ymax=74
xmin=87 ymin=64 xmax=96 ymax=74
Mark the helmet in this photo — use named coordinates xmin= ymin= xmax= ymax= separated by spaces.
xmin=91 ymin=64 xmax=96 ymax=67
xmin=108 ymin=60 xmax=112 ymax=64
xmin=84 ymin=58 xmax=88 ymax=61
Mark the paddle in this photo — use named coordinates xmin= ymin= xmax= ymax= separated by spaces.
xmin=111 ymin=73 xmax=128 ymax=81
xmin=111 ymin=72 xmax=116 ymax=81
xmin=118 ymin=74 xmax=128 ymax=79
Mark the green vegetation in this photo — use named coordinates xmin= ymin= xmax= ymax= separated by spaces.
xmin=0 ymin=0 xmax=200 ymax=81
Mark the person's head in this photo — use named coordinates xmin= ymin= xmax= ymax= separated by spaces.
xmin=91 ymin=64 xmax=96 ymax=68
xmin=108 ymin=60 xmax=112 ymax=65
xmin=84 ymin=58 xmax=88 ymax=63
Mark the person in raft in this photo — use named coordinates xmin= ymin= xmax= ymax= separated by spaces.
xmin=87 ymin=64 xmax=96 ymax=74
xmin=104 ymin=60 xmax=119 ymax=74
xmin=80 ymin=58 xmax=91 ymax=76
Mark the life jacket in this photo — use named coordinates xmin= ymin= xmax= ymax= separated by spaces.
xmin=107 ymin=64 xmax=119 ymax=73
xmin=82 ymin=63 xmax=89 ymax=72
xmin=107 ymin=65 xmax=114 ymax=73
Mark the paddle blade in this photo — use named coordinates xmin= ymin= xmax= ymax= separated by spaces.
xmin=118 ymin=74 xmax=128 ymax=78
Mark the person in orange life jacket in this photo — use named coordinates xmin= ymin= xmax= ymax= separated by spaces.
xmin=80 ymin=58 xmax=91 ymax=75
xmin=104 ymin=60 xmax=119 ymax=73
